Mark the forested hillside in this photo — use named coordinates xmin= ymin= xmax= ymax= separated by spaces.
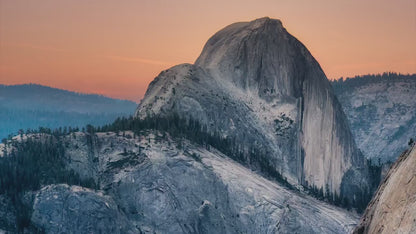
xmin=331 ymin=73 xmax=416 ymax=163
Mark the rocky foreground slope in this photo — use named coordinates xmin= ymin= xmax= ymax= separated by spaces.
xmin=0 ymin=131 xmax=359 ymax=233
xmin=354 ymin=144 xmax=416 ymax=233
xmin=332 ymin=74 xmax=416 ymax=164
xmin=136 ymin=17 xmax=371 ymax=206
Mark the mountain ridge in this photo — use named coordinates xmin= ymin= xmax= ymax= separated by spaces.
xmin=136 ymin=17 xmax=372 ymax=208
xmin=331 ymin=73 xmax=416 ymax=163
xmin=0 ymin=83 xmax=137 ymax=140
xmin=0 ymin=83 xmax=137 ymax=111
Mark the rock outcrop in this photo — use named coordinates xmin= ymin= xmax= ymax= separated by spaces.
xmin=31 ymin=184 xmax=136 ymax=233
xmin=0 ymin=131 xmax=360 ymax=233
xmin=354 ymin=144 xmax=416 ymax=233
xmin=46 ymin=131 xmax=360 ymax=233
xmin=136 ymin=17 xmax=370 ymax=204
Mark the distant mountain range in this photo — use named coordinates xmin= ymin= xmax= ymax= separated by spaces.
xmin=331 ymin=73 xmax=416 ymax=164
xmin=0 ymin=84 xmax=137 ymax=139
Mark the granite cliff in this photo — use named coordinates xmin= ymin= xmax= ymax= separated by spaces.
xmin=354 ymin=144 xmax=416 ymax=233
xmin=136 ymin=17 xmax=371 ymax=205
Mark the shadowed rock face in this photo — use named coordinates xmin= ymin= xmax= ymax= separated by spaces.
xmin=136 ymin=17 xmax=370 ymax=204
xmin=354 ymin=145 xmax=416 ymax=234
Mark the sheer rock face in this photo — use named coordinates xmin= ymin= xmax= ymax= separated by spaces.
xmin=28 ymin=132 xmax=357 ymax=234
xmin=136 ymin=17 xmax=369 ymax=200
xmin=354 ymin=145 xmax=416 ymax=234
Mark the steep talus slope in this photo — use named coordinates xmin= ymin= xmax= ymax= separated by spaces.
xmin=332 ymin=74 xmax=416 ymax=163
xmin=354 ymin=144 xmax=416 ymax=233
xmin=136 ymin=17 xmax=370 ymax=205
xmin=2 ymin=131 xmax=357 ymax=233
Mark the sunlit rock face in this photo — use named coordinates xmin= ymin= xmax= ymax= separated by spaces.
xmin=136 ymin=17 xmax=370 ymax=203
xmin=354 ymin=145 xmax=416 ymax=234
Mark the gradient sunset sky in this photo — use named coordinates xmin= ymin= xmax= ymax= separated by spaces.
xmin=1 ymin=0 xmax=415 ymax=102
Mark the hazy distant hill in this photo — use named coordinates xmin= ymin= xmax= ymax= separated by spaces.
xmin=332 ymin=73 xmax=416 ymax=164
xmin=0 ymin=84 xmax=137 ymax=139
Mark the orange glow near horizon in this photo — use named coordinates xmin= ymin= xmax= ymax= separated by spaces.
xmin=1 ymin=0 xmax=415 ymax=102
